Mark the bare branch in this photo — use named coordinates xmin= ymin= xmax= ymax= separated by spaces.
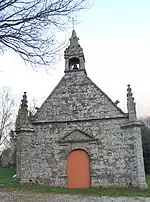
xmin=140 ymin=116 xmax=150 ymax=129
xmin=0 ymin=0 xmax=88 ymax=68
xmin=0 ymin=87 xmax=16 ymax=140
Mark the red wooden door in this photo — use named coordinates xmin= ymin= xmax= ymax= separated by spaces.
xmin=67 ymin=149 xmax=90 ymax=188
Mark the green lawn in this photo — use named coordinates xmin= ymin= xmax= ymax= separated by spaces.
xmin=0 ymin=166 xmax=150 ymax=197
xmin=0 ymin=166 xmax=16 ymax=185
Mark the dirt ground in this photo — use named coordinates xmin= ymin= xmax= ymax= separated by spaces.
xmin=0 ymin=191 xmax=150 ymax=202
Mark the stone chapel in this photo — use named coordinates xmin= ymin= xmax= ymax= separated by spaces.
xmin=15 ymin=30 xmax=147 ymax=189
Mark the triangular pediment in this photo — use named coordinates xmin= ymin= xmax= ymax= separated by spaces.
xmin=58 ymin=129 xmax=97 ymax=143
xmin=33 ymin=71 xmax=127 ymax=122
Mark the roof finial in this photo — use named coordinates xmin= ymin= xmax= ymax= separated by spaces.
xmin=21 ymin=92 xmax=28 ymax=109
xmin=127 ymin=84 xmax=137 ymax=121
xmin=127 ymin=85 xmax=133 ymax=97
xmin=15 ymin=92 xmax=28 ymax=130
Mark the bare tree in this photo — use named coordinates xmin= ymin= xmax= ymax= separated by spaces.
xmin=28 ymin=98 xmax=38 ymax=117
xmin=0 ymin=87 xmax=16 ymax=140
xmin=140 ymin=116 xmax=150 ymax=129
xmin=0 ymin=0 xmax=88 ymax=68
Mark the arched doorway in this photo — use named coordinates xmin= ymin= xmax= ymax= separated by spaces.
xmin=67 ymin=149 xmax=90 ymax=188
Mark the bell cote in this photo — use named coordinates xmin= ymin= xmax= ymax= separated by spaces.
xmin=64 ymin=30 xmax=86 ymax=74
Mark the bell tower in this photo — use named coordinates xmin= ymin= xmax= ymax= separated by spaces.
xmin=64 ymin=30 xmax=86 ymax=74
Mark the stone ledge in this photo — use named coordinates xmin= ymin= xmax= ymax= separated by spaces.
xmin=32 ymin=115 xmax=128 ymax=124
xmin=15 ymin=126 xmax=35 ymax=133
xmin=64 ymin=68 xmax=87 ymax=75
xmin=121 ymin=121 xmax=142 ymax=129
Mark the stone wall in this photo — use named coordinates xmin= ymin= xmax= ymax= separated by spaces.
xmin=17 ymin=117 xmax=141 ymax=187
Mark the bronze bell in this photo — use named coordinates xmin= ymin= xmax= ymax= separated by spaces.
xmin=73 ymin=64 xmax=78 ymax=69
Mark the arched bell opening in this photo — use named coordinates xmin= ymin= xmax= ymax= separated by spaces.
xmin=69 ymin=57 xmax=80 ymax=70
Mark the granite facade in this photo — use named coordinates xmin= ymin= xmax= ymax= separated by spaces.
xmin=16 ymin=30 xmax=147 ymax=189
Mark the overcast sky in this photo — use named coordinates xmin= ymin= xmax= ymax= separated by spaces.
xmin=0 ymin=0 xmax=150 ymax=118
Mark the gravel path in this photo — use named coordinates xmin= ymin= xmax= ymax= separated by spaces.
xmin=0 ymin=191 xmax=150 ymax=202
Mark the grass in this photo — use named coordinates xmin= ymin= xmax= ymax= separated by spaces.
xmin=0 ymin=166 xmax=150 ymax=197
xmin=0 ymin=165 xmax=16 ymax=185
